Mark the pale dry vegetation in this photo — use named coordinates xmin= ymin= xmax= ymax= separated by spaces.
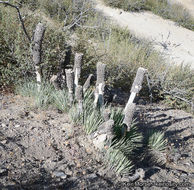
xmin=104 ymin=0 xmax=194 ymax=30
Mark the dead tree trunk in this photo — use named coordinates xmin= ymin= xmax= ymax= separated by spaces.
xmin=73 ymin=53 xmax=83 ymax=87
xmin=83 ymin=74 xmax=93 ymax=93
xmin=65 ymin=69 xmax=74 ymax=105
xmin=124 ymin=67 xmax=147 ymax=113
xmin=75 ymin=85 xmax=83 ymax=116
xmin=123 ymin=103 xmax=136 ymax=132
xmin=32 ymin=22 xmax=46 ymax=89
xmin=50 ymin=75 xmax=60 ymax=90
xmin=94 ymin=62 xmax=106 ymax=108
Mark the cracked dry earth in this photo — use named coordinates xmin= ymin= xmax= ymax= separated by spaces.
xmin=0 ymin=94 xmax=194 ymax=190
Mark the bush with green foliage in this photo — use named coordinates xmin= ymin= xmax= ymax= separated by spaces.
xmin=0 ymin=0 xmax=93 ymax=89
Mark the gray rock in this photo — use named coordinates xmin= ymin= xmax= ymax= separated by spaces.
xmin=1 ymin=123 xmax=6 ymax=128
xmin=52 ymin=171 xmax=67 ymax=179
xmin=93 ymin=134 xmax=107 ymax=150
xmin=0 ymin=140 xmax=7 ymax=144
xmin=0 ymin=168 xmax=8 ymax=176
xmin=84 ymin=173 xmax=98 ymax=180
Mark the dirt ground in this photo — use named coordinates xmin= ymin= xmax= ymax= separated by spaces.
xmin=0 ymin=94 xmax=193 ymax=189
xmin=94 ymin=0 xmax=194 ymax=69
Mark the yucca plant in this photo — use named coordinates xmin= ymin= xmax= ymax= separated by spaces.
xmin=16 ymin=80 xmax=55 ymax=109
xmin=34 ymin=83 xmax=55 ymax=108
xmin=69 ymin=104 xmax=83 ymax=125
xmin=16 ymin=80 xmax=37 ymax=97
xmin=144 ymin=130 xmax=167 ymax=166
xmin=83 ymin=106 xmax=103 ymax=134
xmin=103 ymin=107 xmax=143 ymax=176
xmin=68 ymin=88 xmax=104 ymax=132
xmin=52 ymin=89 xmax=69 ymax=113
xmin=106 ymin=147 xmax=134 ymax=175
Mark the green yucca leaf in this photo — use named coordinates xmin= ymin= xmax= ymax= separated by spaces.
xmin=53 ymin=89 xmax=69 ymax=112
xmin=106 ymin=148 xmax=134 ymax=175
xmin=147 ymin=130 xmax=167 ymax=152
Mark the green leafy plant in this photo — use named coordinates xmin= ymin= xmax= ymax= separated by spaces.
xmin=52 ymin=89 xmax=69 ymax=113
xmin=147 ymin=130 xmax=167 ymax=152
xmin=106 ymin=148 xmax=134 ymax=175
xmin=144 ymin=129 xmax=167 ymax=166
xmin=16 ymin=80 xmax=55 ymax=109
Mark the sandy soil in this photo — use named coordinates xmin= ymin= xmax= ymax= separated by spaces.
xmin=94 ymin=0 xmax=194 ymax=69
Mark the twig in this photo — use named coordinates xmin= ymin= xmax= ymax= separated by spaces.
xmin=163 ymin=90 xmax=192 ymax=105
xmin=0 ymin=0 xmax=31 ymax=42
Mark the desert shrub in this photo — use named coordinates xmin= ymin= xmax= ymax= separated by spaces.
xmin=104 ymin=0 xmax=194 ymax=30
xmin=0 ymin=0 xmax=94 ymax=90
xmin=16 ymin=80 xmax=55 ymax=108
xmin=104 ymin=0 xmax=147 ymax=11
xmin=0 ymin=6 xmax=35 ymax=89
xmin=76 ymin=13 xmax=194 ymax=110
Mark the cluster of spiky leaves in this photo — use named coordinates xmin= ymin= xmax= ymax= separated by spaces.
xmin=16 ymin=80 xmax=55 ymax=109
xmin=145 ymin=130 xmax=168 ymax=166
xmin=16 ymin=81 xmax=167 ymax=175
xmin=52 ymin=89 xmax=69 ymax=113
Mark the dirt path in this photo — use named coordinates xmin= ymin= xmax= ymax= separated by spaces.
xmin=94 ymin=0 xmax=194 ymax=69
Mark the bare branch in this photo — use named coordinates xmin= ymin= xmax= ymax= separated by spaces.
xmin=0 ymin=0 xmax=31 ymax=42
xmin=63 ymin=8 xmax=91 ymax=30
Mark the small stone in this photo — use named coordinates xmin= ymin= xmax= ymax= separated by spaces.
xmin=52 ymin=171 xmax=67 ymax=179
xmin=181 ymin=173 xmax=188 ymax=178
xmin=0 ymin=168 xmax=8 ymax=176
xmin=0 ymin=140 xmax=7 ymax=144
xmin=76 ymin=161 xmax=81 ymax=168
xmin=85 ymin=173 xmax=98 ymax=180
xmin=93 ymin=134 xmax=107 ymax=150
xmin=1 ymin=123 xmax=6 ymax=127
xmin=15 ymin=124 xmax=20 ymax=128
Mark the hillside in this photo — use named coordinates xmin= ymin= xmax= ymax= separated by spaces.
xmin=95 ymin=0 xmax=194 ymax=69
xmin=0 ymin=0 xmax=194 ymax=189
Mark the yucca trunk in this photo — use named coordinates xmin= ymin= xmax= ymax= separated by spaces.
xmin=32 ymin=22 xmax=46 ymax=89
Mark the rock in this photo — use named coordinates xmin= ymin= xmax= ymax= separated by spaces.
xmin=0 ymin=168 xmax=8 ymax=176
xmin=93 ymin=134 xmax=107 ymax=150
xmin=52 ymin=171 xmax=67 ymax=179
xmin=1 ymin=123 xmax=6 ymax=128
xmin=84 ymin=173 xmax=98 ymax=180
xmin=15 ymin=124 xmax=20 ymax=128
xmin=57 ymin=165 xmax=73 ymax=176
xmin=180 ymin=173 xmax=188 ymax=178
xmin=0 ymin=140 xmax=7 ymax=144
xmin=43 ymin=160 xmax=57 ymax=171
xmin=60 ymin=123 xmax=74 ymax=139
